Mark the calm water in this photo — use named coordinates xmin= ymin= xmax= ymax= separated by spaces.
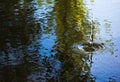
xmin=0 ymin=0 xmax=120 ymax=82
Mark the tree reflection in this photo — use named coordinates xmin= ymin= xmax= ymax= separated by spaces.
xmin=0 ymin=0 xmax=106 ymax=81
xmin=54 ymin=0 xmax=96 ymax=81
xmin=0 ymin=0 xmax=61 ymax=82
xmin=0 ymin=0 xmax=41 ymax=81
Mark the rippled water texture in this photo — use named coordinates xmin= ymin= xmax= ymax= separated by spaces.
xmin=0 ymin=0 xmax=120 ymax=82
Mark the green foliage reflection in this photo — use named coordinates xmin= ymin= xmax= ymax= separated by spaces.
xmin=55 ymin=0 xmax=96 ymax=81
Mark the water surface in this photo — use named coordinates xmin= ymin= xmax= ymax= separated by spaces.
xmin=0 ymin=0 xmax=120 ymax=82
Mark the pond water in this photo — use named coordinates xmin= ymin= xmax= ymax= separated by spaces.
xmin=86 ymin=0 xmax=120 ymax=82
xmin=0 ymin=0 xmax=120 ymax=82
